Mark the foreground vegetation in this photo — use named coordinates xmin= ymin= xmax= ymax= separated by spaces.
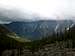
xmin=0 ymin=24 xmax=75 ymax=56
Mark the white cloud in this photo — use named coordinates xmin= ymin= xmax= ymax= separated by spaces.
xmin=0 ymin=0 xmax=72 ymax=20
xmin=0 ymin=20 xmax=11 ymax=24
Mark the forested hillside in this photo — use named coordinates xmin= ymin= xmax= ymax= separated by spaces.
xmin=0 ymin=24 xmax=75 ymax=56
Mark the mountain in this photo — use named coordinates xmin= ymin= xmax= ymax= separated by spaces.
xmin=0 ymin=22 xmax=75 ymax=56
xmin=0 ymin=24 xmax=32 ymax=55
xmin=5 ymin=20 xmax=74 ymax=40
xmin=0 ymin=24 xmax=22 ymax=54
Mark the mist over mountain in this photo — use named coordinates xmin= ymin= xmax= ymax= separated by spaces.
xmin=0 ymin=3 xmax=74 ymax=40
xmin=0 ymin=7 xmax=74 ymax=24
xmin=0 ymin=7 xmax=37 ymax=22
xmin=5 ymin=20 xmax=74 ymax=40
xmin=0 ymin=7 xmax=74 ymax=40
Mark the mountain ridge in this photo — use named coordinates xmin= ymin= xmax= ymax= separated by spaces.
xmin=5 ymin=20 xmax=74 ymax=40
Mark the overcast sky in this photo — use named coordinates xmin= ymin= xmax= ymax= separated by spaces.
xmin=0 ymin=0 xmax=74 ymax=22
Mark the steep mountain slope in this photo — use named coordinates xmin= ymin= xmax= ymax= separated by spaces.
xmin=0 ymin=22 xmax=75 ymax=56
xmin=5 ymin=20 xmax=74 ymax=40
xmin=0 ymin=24 xmax=31 ymax=55
xmin=7 ymin=25 xmax=75 ymax=56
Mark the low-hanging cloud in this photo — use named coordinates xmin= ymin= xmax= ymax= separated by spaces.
xmin=0 ymin=0 xmax=74 ymax=24
xmin=0 ymin=7 xmax=42 ymax=24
